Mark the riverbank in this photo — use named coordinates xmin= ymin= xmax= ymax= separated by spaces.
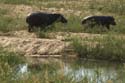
xmin=0 ymin=30 xmax=125 ymax=62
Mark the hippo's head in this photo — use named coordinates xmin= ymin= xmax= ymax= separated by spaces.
xmin=81 ymin=20 xmax=87 ymax=24
xmin=54 ymin=14 xmax=68 ymax=23
xmin=109 ymin=16 xmax=116 ymax=25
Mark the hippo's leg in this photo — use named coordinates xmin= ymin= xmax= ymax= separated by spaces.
xmin=106 ymin=25 xmax=110 ymax=30
xmin=28 ymin=25 xmax=33 ymax=32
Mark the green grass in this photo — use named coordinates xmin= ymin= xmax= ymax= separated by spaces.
xmin=0 ymin=0 xmax=125 ymax=15
xmin=72 ymin=35 xmax=125 ymax=61
xmin=0 ymin=16 xmax=26 ymax=32
xmin=0 ymin=8 xmax=26 ymax=32
xmin=0 ymin=47 xmax=25 ymax=82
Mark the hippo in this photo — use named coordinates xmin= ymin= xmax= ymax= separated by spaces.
xmin=26 ymin=11 xmax=67 ymax=32
xmin=81 ymin=16 xmax=116 ymax=29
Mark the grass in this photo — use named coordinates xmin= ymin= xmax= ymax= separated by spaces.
xmin=0 ymin=47 xmax=78 ymax=83
xmin=0 ymin=47 xmax=25 ymax=82
xmin=0 ymin=8 xmax=26 ymax=32
xmin=0 ymin=16 xmax=26 ymax=32
xmin=88 ymin=0 xmax=125 ymax=15
xmin=72 ymin=35 xmax=125 ymax=61
xmin=35 ymin=30 xmax=50 ymax=38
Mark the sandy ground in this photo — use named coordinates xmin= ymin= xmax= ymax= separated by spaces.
xmin=0 ymin=31 xmax=69 ymax=58
xmin=0 ymin=30 xmax=104 ymax=58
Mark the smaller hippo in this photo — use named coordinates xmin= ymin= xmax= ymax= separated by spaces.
xmin=81 ymin=16 xmax=116 ymax=29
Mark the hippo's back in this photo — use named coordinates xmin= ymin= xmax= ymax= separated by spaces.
xmin=26 ymin=12 xmax=50 ymax=26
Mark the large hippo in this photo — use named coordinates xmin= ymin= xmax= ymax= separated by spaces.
xmin=26 ymin=11 xmax=67 ymax=32
xmin=81 ymin=16 xmax=116 ymax=29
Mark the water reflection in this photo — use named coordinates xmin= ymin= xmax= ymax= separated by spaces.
xmin=13 ymin=64 xmax=29 ymax=80
xmin=15 ymin=59 xmax=125 ymax=83
xmin=59 ymin=59 xmax=125 ymax=83
xmin=62 ymin=63 xmax=118 ymax=83
xmin=17 ymin=64 xmax=28 ymax=74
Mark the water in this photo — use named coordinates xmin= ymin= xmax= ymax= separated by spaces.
xmin=17 ymin=64 xmax=28 ymax=74
xmin=12 ymin=64 xmax=29 ymax=80
xmin=15 ymin=59 xmax=125 ymax=83
xmin=60 ymin=60 xmax=124 ymax=83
